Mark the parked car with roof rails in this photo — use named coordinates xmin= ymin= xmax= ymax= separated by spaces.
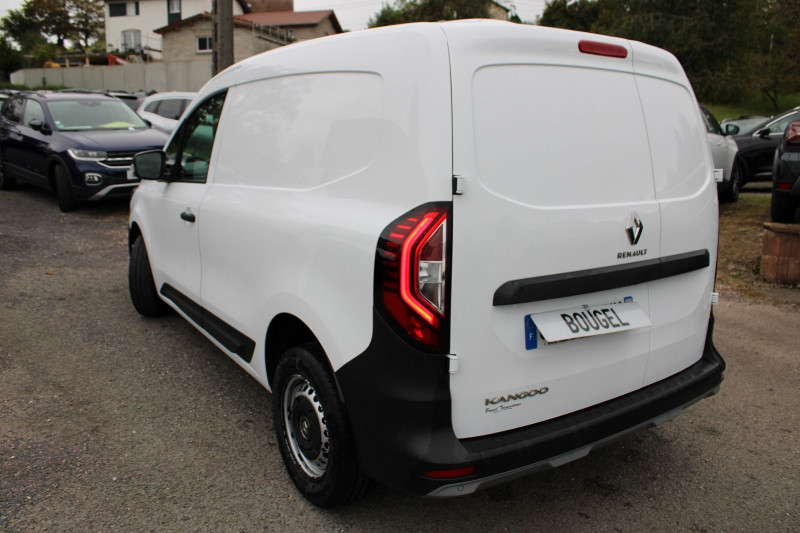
xmin=0 ymin=91 xmax=169 ymax=211
xmin=701 ymin=106 xmax=742 ymax=202
xmin=732 ymin=107 xmax=800 ymax=185
xmin=771 ymin=108 xmax=800 ymax=222
xmin=136 ymin=92 xmax=196 ymax=133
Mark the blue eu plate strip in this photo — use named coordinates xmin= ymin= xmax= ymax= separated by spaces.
xmin=524 ymin=314 xmax=538 ymax=350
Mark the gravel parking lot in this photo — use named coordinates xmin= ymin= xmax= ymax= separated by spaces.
xmin=1 ymin=187 xmax=799 ymax=532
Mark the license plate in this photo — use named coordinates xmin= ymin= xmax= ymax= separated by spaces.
xmin=529 ymin=302 xmax=651 ymax=343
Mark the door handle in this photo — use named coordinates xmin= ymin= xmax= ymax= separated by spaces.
xmin=180 ymin=210 xmax=196 ymax=222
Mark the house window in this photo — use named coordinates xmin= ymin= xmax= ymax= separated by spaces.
xmin=167 ymin=0 xmax=180 ymax=24
xmin=135 ymin=1 xmax=139 ymax=15
xmin=109 ymin=2 xmax=127 ymax=17
xmin=197 ymin=36 xmax=213 ymax=53
xmin=122 ymin=29 xmax=142 ymax=51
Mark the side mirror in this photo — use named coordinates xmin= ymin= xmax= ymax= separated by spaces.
xmin=725 ymin=124 xmax=740 ymax=135
xmin=757 ymin=128 xmax=771 ymax=138
xmin=28 ymin=118 xmax=51 ymax=133
xmin=133 ymin=150 xmax=166 ymax=181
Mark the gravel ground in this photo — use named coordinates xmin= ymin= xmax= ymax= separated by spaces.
xmin=1 ymin=186 xmax=798 ymax=532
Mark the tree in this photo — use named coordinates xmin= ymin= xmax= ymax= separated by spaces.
xmin=538 ymin=0 xmax=763 ymax=103
xmin=537 ymin=0 xmax=599 ymax=32
xmin=69 ymin=0 xmax=105 ymax=52
xmin=24 ymin=0 xmax=72 ymax=48
xmin=1 ymin=7 xmax=47 ymax=51
xmin=760 ymin=0 xmax=800 ymax=110
xmin=368 ymin=0 xmax=491 ymax=28
xmin=0 ymin=36 xmax=24 ymax=81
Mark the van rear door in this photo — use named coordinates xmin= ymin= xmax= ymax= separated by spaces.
xmin=444 ymin=23 xmax=717 ymax=439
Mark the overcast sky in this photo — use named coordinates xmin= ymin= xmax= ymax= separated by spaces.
xmin=0 ymin=0 xmax=546 ymax=32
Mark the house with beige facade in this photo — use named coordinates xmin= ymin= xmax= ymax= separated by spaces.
xmin=103 ymin=0 xmax=336 ymax=61
xmin=154 ymin=10 xmax=342 ymax=63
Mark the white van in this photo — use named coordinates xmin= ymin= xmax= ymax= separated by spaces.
xmin=128 ymin=20 xmax=725 ymax=507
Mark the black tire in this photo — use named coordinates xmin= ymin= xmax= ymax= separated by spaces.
xmin=272 ymin=344 xmax=368 ymax=507
xmin=0 ymin=159 xmax=16 ymax=190
xmin=721 ymin=160 xmax=742 ymax=203
xmin=54 ymin=164 xmax=77 ymax=212
xmin=129 ymin=235 xmax=169 ymax=317
xmin=771 ymin=191 xmax=798 ymax=223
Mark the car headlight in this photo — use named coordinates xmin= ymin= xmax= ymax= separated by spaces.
xmin=67 ymin=149 xmax=108 ymax=161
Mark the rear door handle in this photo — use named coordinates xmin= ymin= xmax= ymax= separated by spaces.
xmin=180 ymin=210 xmax=196 ymax=222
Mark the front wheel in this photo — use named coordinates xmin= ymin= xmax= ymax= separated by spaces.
xmin=721 ymin=160 xmax=742 ymax=203
xmin=129 ymin=235 xmax=168 ymax=317
xmin=272 ymin=344 xmax=367 ymax=507
xmin=54 ymin=164 xmax=76 ymax=212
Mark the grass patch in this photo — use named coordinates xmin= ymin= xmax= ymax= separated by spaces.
xmin=704 ymin=92 xmax=800 ymax=121
xmin=717 ymin=193 xmax=800 ymax=305
xmin=717 ymin=194 xmax=770 ymax=298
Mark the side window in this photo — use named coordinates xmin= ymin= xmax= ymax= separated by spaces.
xmin=2 ymin=96 xmax=24 ymax=123
xmin=164 ymin=92 xmax=226 ymax=183
xmin=155 ymin=99 xmax=183 ymax=119
xmin=768 ymin=113 xmax=796 ymax=135
xmin=22 ymin=100 xmax=45 ymax=127
xmin=701 ymin=108 xmax=722 ymax=135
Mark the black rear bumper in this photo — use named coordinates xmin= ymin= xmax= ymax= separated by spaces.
xmin=336 ymin=311 xmax=725 ymax=496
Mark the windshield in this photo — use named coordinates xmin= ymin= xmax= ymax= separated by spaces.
xmin=48 ymin=99 xmax=148 ymax=131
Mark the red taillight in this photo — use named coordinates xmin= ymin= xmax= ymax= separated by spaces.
xmin=578 ymin=40 xmax=628 ymax=59
xmin=777 ymin=183 xmax=792 ymax=191
xmin=376 ymin=203 xmax=450 ymax=351
xmin=785 ymin=121 xmax=800 ymax=146
xmin=423 ymin=466 xmax=476 ymax=479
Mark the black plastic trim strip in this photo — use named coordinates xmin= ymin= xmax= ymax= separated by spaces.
xmin=493 ymin=249 xmax=710 ymax=306
xmin=160 ymin=283 xmax=255 ymax=363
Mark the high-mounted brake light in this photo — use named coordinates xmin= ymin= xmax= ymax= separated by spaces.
xmin=376 ymin=203 xmax=451 ymax=351
xmin=785 ymin=121 xmax=800 ymax=146
xmin=579 ymin=40 xmax=628 ymax=59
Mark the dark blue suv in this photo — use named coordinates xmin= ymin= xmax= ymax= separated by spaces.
xmin=0 ymin=91 xmax=169 ymax=211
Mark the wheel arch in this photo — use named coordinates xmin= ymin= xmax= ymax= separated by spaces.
xmin=128 ymin=222 xmax=143 ymax=254
xmin=264 ymin=313 xmax=334 ymax=392
xmin=46 ymin=155 xmax=69 ymax=191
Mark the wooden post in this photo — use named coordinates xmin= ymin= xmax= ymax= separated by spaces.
xmin=213 ymin=0 xmax=234 ymax=75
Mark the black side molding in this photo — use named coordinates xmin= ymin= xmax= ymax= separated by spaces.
xmin=493 ymin=249 xmax=710 ymax=306
xmin=160 ymin=284 xmax=256 ymax=363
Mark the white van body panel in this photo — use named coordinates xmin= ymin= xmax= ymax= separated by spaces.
xmin=191 ymin=26 xmax=453 ymax=377
xmin=443 ymin=22 xmax=717 ymax=439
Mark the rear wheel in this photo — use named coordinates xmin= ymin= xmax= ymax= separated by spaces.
xmin=129 ymin=235 xmax=168 ymax=316
xmin=54 ymin=164 xmax=76 ymax=212
xmin=721 ymin=160 xmax=742 ymax=203
xmin=771 ymin=191 xmax=798 ymax=223
xmin=272 ymin=344 xmax=367 ymax=507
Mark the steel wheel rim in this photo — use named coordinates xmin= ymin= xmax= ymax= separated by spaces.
xmin=282 ymin=374 xmax=330 ymax=479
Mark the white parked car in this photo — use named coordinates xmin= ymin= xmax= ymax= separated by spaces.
xmin=128 ymin=21 xmax=725 ymax=507
xmin=136 ymin=91 xmax=196 ymax=133
xmin=701 ymin=106 xmax=742 ymax=202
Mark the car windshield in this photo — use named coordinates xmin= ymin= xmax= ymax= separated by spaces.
xmin=48 ymin=99 xmax=148 ymax=131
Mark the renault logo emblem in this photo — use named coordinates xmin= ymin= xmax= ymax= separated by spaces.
xmin=626 ymin=212 xmax=643 ymax=245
